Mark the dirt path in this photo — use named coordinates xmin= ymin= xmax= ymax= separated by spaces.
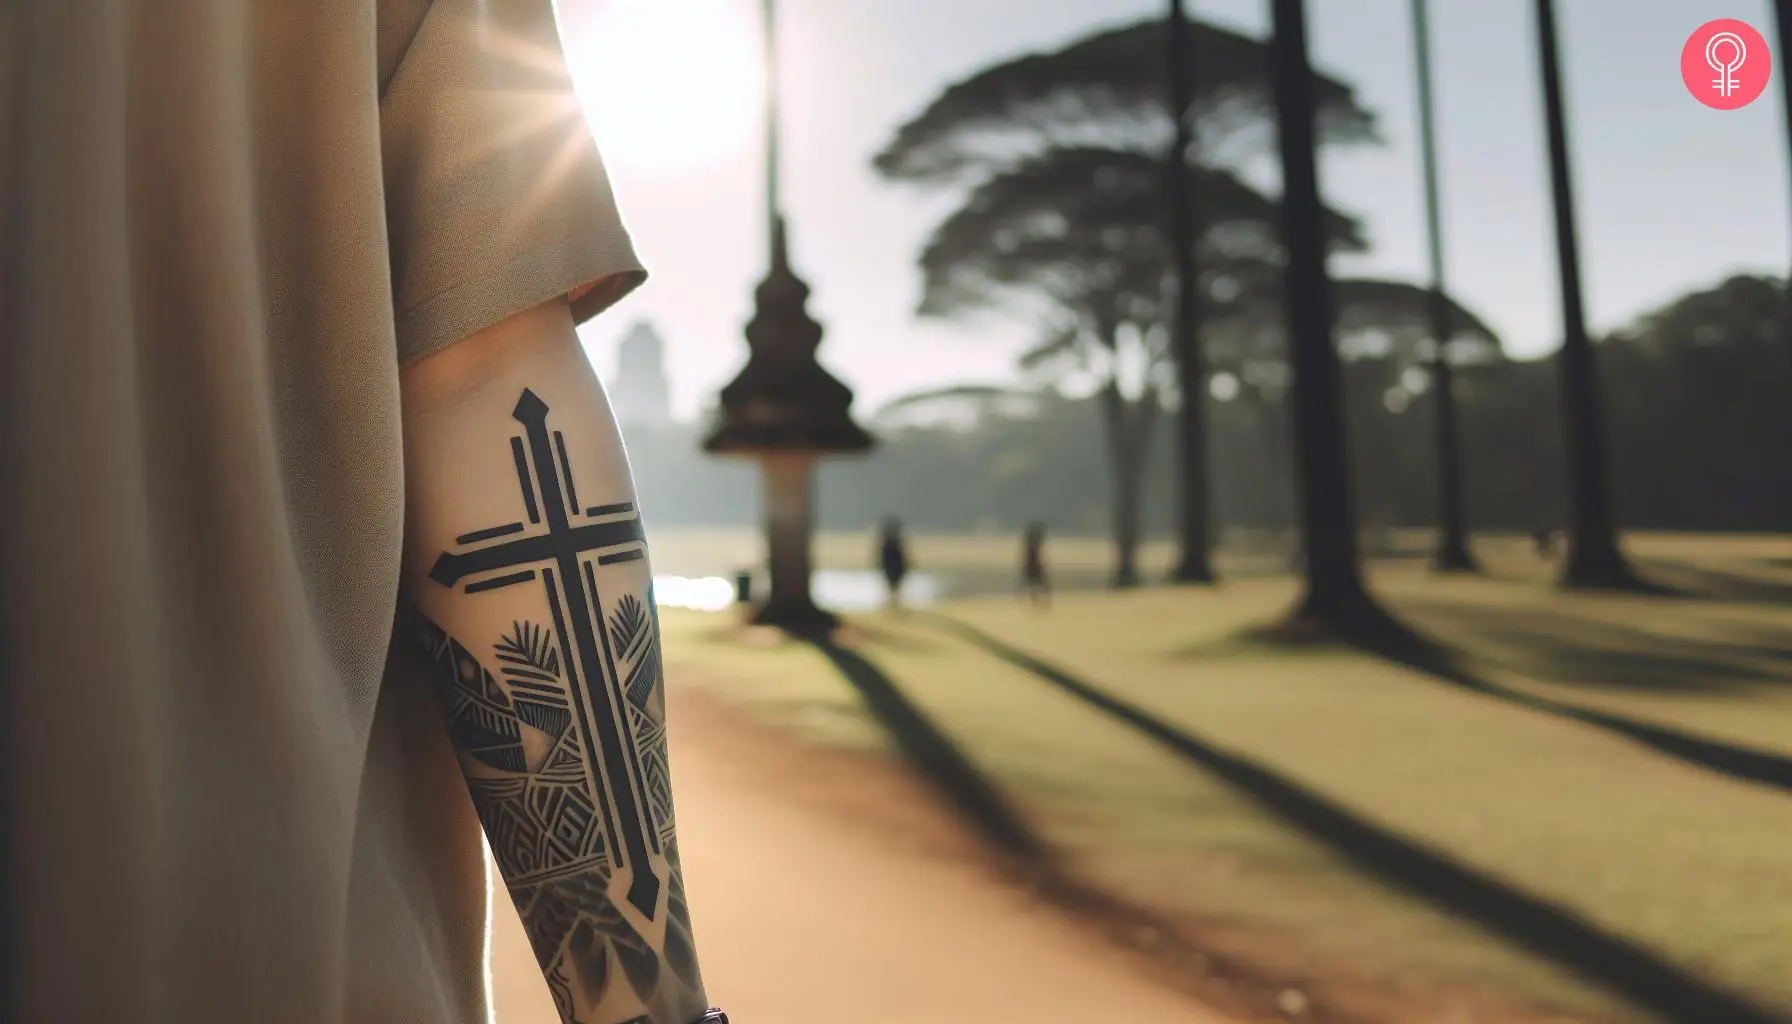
xmin=489 ymin=685 xmax=1234 ymax=1024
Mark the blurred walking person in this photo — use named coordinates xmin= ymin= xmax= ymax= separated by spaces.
xmin=1021 ymin=522 xmax=1051 ymax=608
xmin=1533 ymin=521 xmax=1558 ymax=559
xmin=879 ymin=516 xmax=910 ymax=611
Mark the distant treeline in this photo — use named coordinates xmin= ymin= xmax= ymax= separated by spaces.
xmin=621 ymin=275 xmax=1787 ymax=539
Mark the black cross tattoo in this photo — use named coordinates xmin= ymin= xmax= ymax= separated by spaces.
xmin=428 ymin=389 xmax=663 ymax=919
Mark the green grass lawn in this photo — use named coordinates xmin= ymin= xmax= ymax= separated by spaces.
xmin=656 ymin=531 xmax=1792 ymax=1022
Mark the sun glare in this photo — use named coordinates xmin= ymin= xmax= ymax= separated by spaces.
xmin=566 ymin=0 xmax=762 ymax=175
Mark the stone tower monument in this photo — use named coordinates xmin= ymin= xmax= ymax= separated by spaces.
xmin=610 ymin=321 xmax=674 ymax=430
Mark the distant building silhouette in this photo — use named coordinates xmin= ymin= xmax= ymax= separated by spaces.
xmin=610 ymin=321 xmax=674 ymax=429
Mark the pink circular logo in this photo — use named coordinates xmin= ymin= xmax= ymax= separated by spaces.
xmin=1682 ymin=19 xmax=1772 ymax=109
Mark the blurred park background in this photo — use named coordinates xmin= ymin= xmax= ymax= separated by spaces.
xmin=498 ymin=1 xmax=1792 ymax=1021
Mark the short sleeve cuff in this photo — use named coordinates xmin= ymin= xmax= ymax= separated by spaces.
xmin=379 ymin=0 xmax=646 ymax=365
xmin=393 ymin=222 xmax=645 ymax=367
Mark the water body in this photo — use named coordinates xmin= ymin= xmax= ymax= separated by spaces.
xmin=654 ymin=570 xmax=944 ymax=612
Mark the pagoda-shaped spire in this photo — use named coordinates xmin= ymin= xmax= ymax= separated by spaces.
xmin=702 ymin=0 xmax=872 ymax=632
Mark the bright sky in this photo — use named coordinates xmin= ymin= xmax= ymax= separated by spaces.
xmin=560 ymin=0 xmax=1790 ymax=422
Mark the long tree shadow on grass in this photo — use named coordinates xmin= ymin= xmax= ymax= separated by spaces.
xmin=1404 ymin=598 xmax=1792 ymax=693
xmin=805 ymin=636 xmax=1282 ymax=1011
xmin=1638 ymin=558 xmax=1792 ymax=606
xmin=1348 ymin=610 xmax=1792 ymax=795
xmin=807 ymin=637 xmax=1045 ymax=861
xmin=928 ymin=615 xmax=1783 ymax=1024
xmin=1207 ymin=599 xmax=1792 ymax=794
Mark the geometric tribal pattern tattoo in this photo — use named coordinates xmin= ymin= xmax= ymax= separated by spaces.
xmin=407 ymin=388 xmax=701 ymax=1023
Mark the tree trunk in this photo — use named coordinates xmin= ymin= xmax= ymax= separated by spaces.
xmin=1777 ymin=2 xmax=1792 ymax=277
xmin=1267 ymin=0 xmax=1379 ymax=627
xmin=1167 ymin=0 xmax=1215 ymax=583
xmin=1099 ymin=382 xmax=1156 ymax=589
xmin=1773 ymin=2 xmax=1792 ymax=528
xmin=1411 ymin=0 xmax=1479 ymax=574
xmin=1248 ymin=385 xmax=1295 ymax=552
xmin=1533 ymin=0 xmax=1637 ymax=588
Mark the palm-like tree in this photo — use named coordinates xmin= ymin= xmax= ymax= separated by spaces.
xmin=1410 ymin=0 xmax=1478 ymax=573
xmin=1532 ymin=0 xmax=1637 ymax=587
xmin=1166 ymin=0 xmax=1214 ymax=583
xmin=1266 ymin=0 xmax=1381 ymax=626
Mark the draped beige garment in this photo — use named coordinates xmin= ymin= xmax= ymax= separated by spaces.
xmin=1 ymin=2 xmax=644 ymax=1020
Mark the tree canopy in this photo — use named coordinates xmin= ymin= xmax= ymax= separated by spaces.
xmin=872 ymin=17 xmax=1380 ymax=186
xmin=909 ymin=144 xmax=1500 ymax=388
xmin=914 ymin=145 xmax=1365 ymax=319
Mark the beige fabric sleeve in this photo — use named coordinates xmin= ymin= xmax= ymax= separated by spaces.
xmin=379 ymin=0 xmax=645 ymax=366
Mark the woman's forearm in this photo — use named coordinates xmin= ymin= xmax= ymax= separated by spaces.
xmin=399 ymin=299 xmax=709 ymax=1024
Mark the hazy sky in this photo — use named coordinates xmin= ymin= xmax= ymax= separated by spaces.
xmin=560 ymin=0 xmax=1789 ymax=422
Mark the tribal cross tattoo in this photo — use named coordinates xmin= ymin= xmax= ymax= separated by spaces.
xmin=409 ymin=388 xmax=700 ymax=1023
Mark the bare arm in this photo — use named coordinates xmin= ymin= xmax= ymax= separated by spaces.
xmin=399 ymin=298 xmax=712 ymax=1024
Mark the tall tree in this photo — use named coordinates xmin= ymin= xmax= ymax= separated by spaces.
xmin=1267 ymin=0 xmax=1380 ymax=626
xmin=913 ymin=147 xmax=1340 ymax=586
xmin=1409 ymin=0 xmax=1478 ymax=573
xmin=1166 ymin=0 xmax=1214 ymax=583
xmin=1532 ymin=0 xmax=1637 ymax=587
xmin=1772 ymin=1 xmax=1792 ymax=465
xmin=1777 ymin=2 xmax=1792 ymax=274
